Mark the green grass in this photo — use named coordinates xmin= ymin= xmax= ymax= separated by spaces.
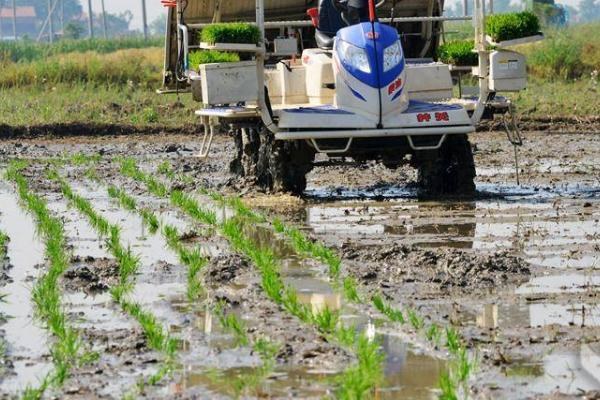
xmin=486 ymin=11 xmax=541 ymax=42
xmin=200 ymin=23 xmax=261 ymax=45
xmin=522 ymin=23 xmax=600 ymax=81
xmin=0 ymin=37 xmax=163 ymax=63
xmin=0 ymin=83 xmax=197 ymax=128
xmin=5 ymin=161 xmax=89 ymax=397
xmin=437 ymin=40 xmax=477 ymax=66
xmin=0 ymin=48 xmax=163 ymax=89
xmin=189 ymin=50 xmax=241 ymax=70
xmin=50 ymin=171 xmax=178 ymax=388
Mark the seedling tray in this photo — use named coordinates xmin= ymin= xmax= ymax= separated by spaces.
xmin=486 ymin=33 xmax=544 ymax=48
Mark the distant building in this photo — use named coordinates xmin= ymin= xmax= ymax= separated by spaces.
xmin=0 ymin=6 xmax=38 ymax=39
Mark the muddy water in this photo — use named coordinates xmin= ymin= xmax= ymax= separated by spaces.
xmin=293 ymin=185 xmax=600 ymax=396
xmin=0 ymin=185 xmax=52 ymax=393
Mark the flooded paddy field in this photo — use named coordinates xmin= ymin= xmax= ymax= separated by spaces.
xmin=0 ymin=128 xmax=598 ymax=399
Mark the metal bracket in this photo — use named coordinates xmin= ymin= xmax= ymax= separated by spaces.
xmin=502 ymin=102 xmax=523 ymax=185
xmin=309 ymin=138 xmax=353 ymax=154
xmin=407 ymin=134 xmax=447 ymax=151
xmin=198 ymin=123 xmax=216 ymax=158
xmin=503 ymin=102 xmax=523 ymax=146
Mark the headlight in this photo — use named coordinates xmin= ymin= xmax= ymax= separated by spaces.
xmin=383 ymin=41 xmax=403 ymax=72
xmin=337 ymin=40 xmax=371 ymax=74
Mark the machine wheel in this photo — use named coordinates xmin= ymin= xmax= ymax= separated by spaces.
xmin=230 ymin=125 xmax=315 ymax=195
xmin=413 ymin=134 xmax=476 ymax=197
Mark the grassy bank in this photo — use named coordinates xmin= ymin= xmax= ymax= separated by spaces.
xmin=0 ymin=37 xmax=163 ymax=63
xmin=0 ymin=83 xmax=197 ymax=128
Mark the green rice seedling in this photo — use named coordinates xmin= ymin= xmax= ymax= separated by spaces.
xmin=106 ymin=183 xmax=207 ymax=302
xmin=408 ymin=309 xmax=425 ymax=331
xmin=200 ymin=22 xmax=261 ymax=45
xmin=312 ymin=307 xmax=340 ymax=334
xmin=334 ymin=324 xmax=357 ymax=348
xmin=70 ymin=152 xmax=102 ymax=166
xmin=438 ymin=372 xmax=458 ymax=400
xmin=6 ymin=162 xmax=87 ymax=396
xmin=215 ymin=303 xmax=249 ymax=347
xmin=281 ymin=287 xmax=312 ymax=323
xmin=372 ymin=294 xmax=405 ymax=324
xmin=341 ymin=276 xmax=361 ymax=303
xmin=107 ymin=185 xmax=160 ymax=234
xmin=486 ymin=11 xmax=540 ymax=42
xmin=446 ymin=327 xmax=461 ymax=355
xmin=437 ymin=40 xmax=477 ymax=66
xmin=121 ymin=300 xmax=178 ymax=355
xmin=336 ymin=334 xmax=385 ymax=399
xmin=157 ymin=160 xmax=176 ymax=180
xmin=170 ymin=190 xmax=217 ymax=226
xmin=125 ymin=160 xmax=395 ymax=398
xmin=425 ymin=324 xmax=442 ymax=346
xmin=0 ymin=231 xmax=9 ymax=261
xmin=51 ymin=171 xmax=179 ymax=390
xmin=189 ymin=50 xmax=241 ymax=70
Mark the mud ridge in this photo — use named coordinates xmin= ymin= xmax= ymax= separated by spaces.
xmin=0 ymin=123 xmax=202 ymax=140
xmin=342 ymin=243 xmax=530 ymax=290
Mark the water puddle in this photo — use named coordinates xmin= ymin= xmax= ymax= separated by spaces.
xmin=0 ymin=185 xmax=53 ymax=393
xmin=501 ymin=346 xmax=600 ymax=396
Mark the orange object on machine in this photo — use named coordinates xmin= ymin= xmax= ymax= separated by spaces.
xmin=161 ymin=0 xmax=177 ymax=8
xmin=307 ymin=8 xmax=319 ymax=27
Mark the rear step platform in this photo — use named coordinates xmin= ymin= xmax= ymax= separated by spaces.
xmin=277 ymin=100 xmax=473 ymax=130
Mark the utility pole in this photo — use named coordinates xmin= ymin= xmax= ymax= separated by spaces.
xmin=462 ymin=0 xmax=468 ymax=16
xmin=48 ymin=0 xmax=54 ymax=43
xmin=11 ymin=0 xmax=16 ymax=39
xmin=87 ymin=0 xmax=93 ymax=38
xmin=141 ymin=0 xmax=148 ymax=40
xmin=101 ymin=0 xmax=107 ymax=39
xmin=0 ymin=0 xmax=4 ymax=40
xmin=61 ymin=0 xmax=64 ymax=33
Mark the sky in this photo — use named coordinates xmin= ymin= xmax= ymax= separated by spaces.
xmin=91 ymin=0 xmax=166 ymax=32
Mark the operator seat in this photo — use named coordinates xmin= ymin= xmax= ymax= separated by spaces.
xmin=316 ymin=0 xmax=346 ymax=50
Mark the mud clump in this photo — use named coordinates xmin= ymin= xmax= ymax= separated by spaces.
xmin=63 ymin=256 xmax=119 ymax=294
xmin=204 ymin=254 xmax=250 ymax=286
xmin=342 ymin=243 xmax=530 ymax=290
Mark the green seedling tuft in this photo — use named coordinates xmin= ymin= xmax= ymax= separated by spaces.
xmin=312 ymin=307 xmax=340 ymax=334
xmin=408 ymin=309 xmax=425 ymax=331
xmin=446 ymin=327 xmax=461 ymax=355
xmin=439 ymin=372 xmax=458 ymax=400
xmin=215 ymin=303 xmax=250 ymax=347
xmin=372 ymin=294 xmax=405 ymax=324
xmin=426 ymin=323 xmax=443 ymax=346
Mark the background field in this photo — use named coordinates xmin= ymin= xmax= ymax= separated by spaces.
xmin=0 ymin=24 xmax=598 ymax=130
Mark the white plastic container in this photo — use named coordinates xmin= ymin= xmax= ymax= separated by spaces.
xmin=489 ymin=50 xmax=527 ymax=92
xmin=199 ymin=61 xmax=258 ymax=105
